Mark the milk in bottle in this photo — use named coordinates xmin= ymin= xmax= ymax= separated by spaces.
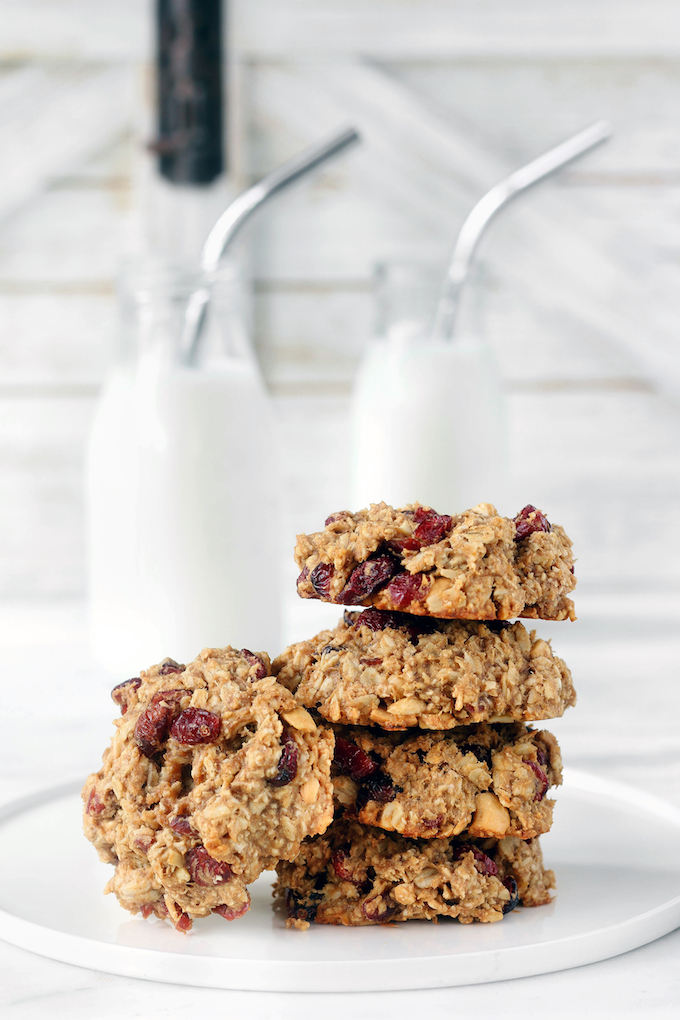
xmin=86 ymin=261 xmax=281 ymax=674
xmin=350 ymin=261 xmax=507 ymax=513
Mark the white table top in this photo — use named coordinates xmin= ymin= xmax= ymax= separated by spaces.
xmin=1 ymin=592 xmax=679 ymax=1018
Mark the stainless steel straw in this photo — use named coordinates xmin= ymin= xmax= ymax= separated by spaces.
xmin=181 ymin=125 xmax=360 ymax=365
xmin=431 ymin=120 xmax=612 ymax=342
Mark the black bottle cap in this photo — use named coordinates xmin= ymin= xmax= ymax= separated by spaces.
xmin=154 ymin=0 xmax=224 ymax=185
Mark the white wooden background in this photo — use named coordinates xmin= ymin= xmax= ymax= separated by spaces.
xmin=1 ymin=0 xmax=680 ymax=612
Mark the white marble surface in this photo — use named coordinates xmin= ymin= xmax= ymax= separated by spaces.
xmin=0 ymin=591 xmax=679 ymax=1016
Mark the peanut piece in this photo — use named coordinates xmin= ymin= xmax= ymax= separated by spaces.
xmin=300 ymin=777 xmax=320 ymax=804
xmin=467 ymin=765 xmax=492 ymax=788
xmin=369 ymin=708 xmax=399 ymax=727
xmin=414 ymin=867 xmax=439 ymax=889
xmin=425 ymin=577 xmax=450 ymax=614
xmin=166 ymin=849 xmax=185 ymax=871
xmin=379 ymin=800 xmax=405 ymax=831
xmin=280 ymin=816 xmax=297 ymax=840
xmin=420 ymin=712 xmax=455 ymax=728
xmin=333 ymin=775 xmax=358 ymax=806
xmin=386 ymin=696 xmax=427 ymax=716
xmin=530 ymin=639 xmax=552 ymax=659
xmin=281 ymin=707 xmax=316 ymax=732
xmin=392 ymin=883 xmax=416 ymax=905
xmin=468 ymin=791 xmax=510 ymax=838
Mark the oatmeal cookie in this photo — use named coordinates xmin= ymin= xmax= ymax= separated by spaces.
xmin=275 ymin=819 xmax=555 ymax=928
xmin=295 ymin=502 xmax=575 ymax=621
xmin=83 ymin=648 xmax=334 ymax=931
xmin=273 ymin=610 xmax=575 ymax=729
xmin=331 ymin=722 xmax=561 ymax=840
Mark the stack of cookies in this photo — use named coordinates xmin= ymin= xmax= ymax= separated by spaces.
xmin=82 ymin=500 xmax=576 ymax=934
xmin=272 ymin=502 xmax=577 ymax=928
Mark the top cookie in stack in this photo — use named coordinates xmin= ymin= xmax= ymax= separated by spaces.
xmin=294 ymin=502 xmax=576 ymax=622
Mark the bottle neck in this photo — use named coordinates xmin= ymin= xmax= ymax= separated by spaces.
xmin=115 ymin=257 xmax=249 ymax=369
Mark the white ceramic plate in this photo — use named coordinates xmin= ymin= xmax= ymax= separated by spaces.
xmin=0 ymin=769 xmax=679 ymax=991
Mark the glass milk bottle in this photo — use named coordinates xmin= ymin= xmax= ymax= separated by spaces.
xmin=86 ymin=260 xmax=281 ymax=675
xmin=351 ymin=260 xmax=507 ymax=513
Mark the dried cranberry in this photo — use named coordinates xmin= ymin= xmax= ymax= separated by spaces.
xmin=536 ymin=745 xmax=549 ymax=768
xmin=514 ymin=505 xmax=551 ymax=541
xmin=421 ymin=813 xmax=445 ymax=830
xmin=155 ymin=689 xmax=187 ymax=706
xmin=240 ymin=649 xmax=268 ymax=679
xmin=140 ymin=904 xmax=154 ymax=919
xmin=174 ymin=910 xmax=193 ymax=933
xmin=171 ymin=707 xmax=221 ymax=745
xmin=387 ymin=534 xmax=420 ymax=554
xmin=85 ymin=789 xmax=105 ymax=815
xmin=286 ymin=888 xmax=318 ymax=924
xmin=134 ymin=689 xmax=186 ymax=758
xmin=338 ymin=554 xmax=399 ymax=605
xmin=362 ymin=897 xmax=396 ymax=922
xmin=296 ymin=566 xmax=309 ymax=587
xmin=331 ymin=849 xmax=353 ymax=881
xmin=354 ymin=607 xmax=404 ymax=632
xmin=213 ymin=897 xmax=251 ymax=921
xmin=525 ymin=760 xmax=549 ymax=801
xmin=355 ymin=771 xmax=396 ymax=812
xmin=142 ymin=686 xmax=183 ymax=713
xmin=360 ymin=657 xmax=383 ymax=667
xmin=389 ymin=508 xmax=452 ymax=553
xmin=321 ymin=644 xmax=343 ymax=655
xmin=412 ymin=507 xmax=452 ymax=544
xmin=485 ymin=620 xmax=512 ymax=634
xmin=111 ymin=677 xmax=141 ymax=714
xmin=367 ymin=771 xmax=399 ymax=803
xmin=334 ymin=737 xmax=380 ymax=782
xmin=383 ymin=571 xmax=423 ymax=610
xmin=269 ymin=729 xmax=299 ymax=787
xmin=502 ymin=875 xmax=519 ymax=914
xmin=310 ymin=562 xmax=334 ymax=598
xmin=354 ymin=605 xmax=433 ymax=642
xmin=461 ymin=743 xmax=493 ymax=768
xmin=324 ymin=512 xmax=348 ymax=527
xmin=185 ymin=846 xmax=233 ymax=886
xmin=169 ymin=815 xmax=197 ymax=836
xmin=407 ymin=617 xmax=437 ymax=641
xmin=159 ymin=660 xmax=183 ymax=675
xmin=452 ymin=843 xmax=499 ymax=877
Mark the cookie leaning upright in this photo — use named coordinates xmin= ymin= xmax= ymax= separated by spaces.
xmin=295 ymin=502 xmax=576 ymax=622
xmin=82 ymin=647 xmax=334 ymax=932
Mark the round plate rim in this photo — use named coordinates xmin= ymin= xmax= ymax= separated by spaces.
xmin=0 ymin=769 xmax=679 ymax=992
